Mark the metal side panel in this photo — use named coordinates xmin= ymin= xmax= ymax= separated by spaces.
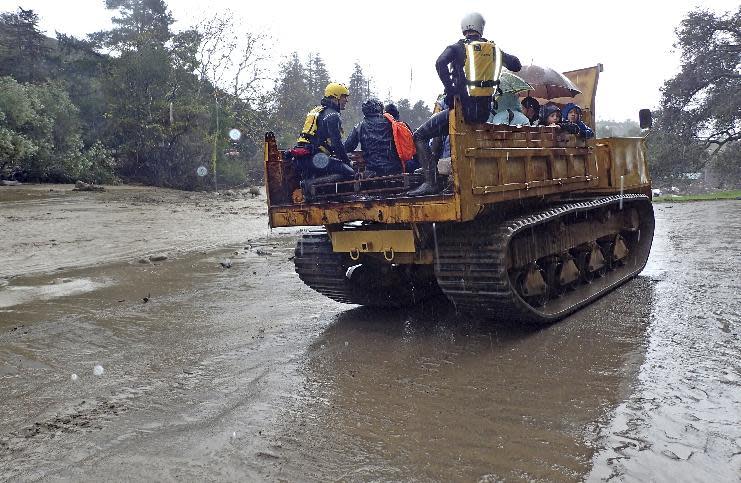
xmin=268 ymin=198 xmax=462 ymax=227
xmin=330 ymin=229 xmax=416 ymax=254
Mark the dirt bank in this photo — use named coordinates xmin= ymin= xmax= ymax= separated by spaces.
xmin=0 ymin=184 xmax=276 ymax=280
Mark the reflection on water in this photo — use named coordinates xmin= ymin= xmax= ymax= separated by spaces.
xmin=279 ymin=280 xmax=656 ymax=481
xmin=588 ymin=201 xmax=741 ymax=482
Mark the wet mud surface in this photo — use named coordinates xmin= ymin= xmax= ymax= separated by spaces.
xmin=0 ymin=186 xmax=738 ymax=481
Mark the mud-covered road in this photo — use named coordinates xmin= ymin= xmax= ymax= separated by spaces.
xmin=1 ymin=186 xmax=739 ymax=481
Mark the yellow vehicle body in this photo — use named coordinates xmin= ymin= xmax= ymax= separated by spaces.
xmin=263 ymin=65 xmax=655 ymax=323
xmin=266 ymin=66 xmax=650 ymax=228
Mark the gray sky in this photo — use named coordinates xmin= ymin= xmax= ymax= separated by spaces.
xmin=3 ymin=0 xmax=737 ymax=121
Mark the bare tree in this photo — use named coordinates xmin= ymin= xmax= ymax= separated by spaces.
xmin=195 ymin=11 xmax=269 ymax=103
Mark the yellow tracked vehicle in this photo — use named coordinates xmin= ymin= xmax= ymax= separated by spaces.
xmin=263 ymin=65 xmax=655 ymax=323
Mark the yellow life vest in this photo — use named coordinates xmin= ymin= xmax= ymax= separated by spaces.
xmin=463 ymin=40 xmax=503 ymax=97
xmin=297 ymin=106 xmax=324 ymax=145
xmin=297 ymin=105 xmax=338 ymax=154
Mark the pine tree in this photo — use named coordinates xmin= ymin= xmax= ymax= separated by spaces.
xmin=0 ymin=8 xmax=50 ymax=83
xmin=94 ymin=0 xmax=174 ymax=51
xmin=346 ymin=63 xmax=373 ymax=129
xmin=269 ymin=53 xmax=313 ymax=147
xmin=306 ymin=53 xmax=331 ymax=101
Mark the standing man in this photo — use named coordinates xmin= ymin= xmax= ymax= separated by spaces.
xmin=408 ymin=12 xmax=522 ymax=196
xmin=294 ymin=82 xmax=355 ymax=182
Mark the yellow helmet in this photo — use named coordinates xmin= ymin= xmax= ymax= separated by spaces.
xmin=324 ymin=82 xmax=349 ymax=100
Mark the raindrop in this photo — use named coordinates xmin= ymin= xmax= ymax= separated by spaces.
xmin=228 ymin=128 xmax=242 ymax=141
xmin=344 ymin=341 xmax=349 ymax=347
xmin=71 ymin=373 xmax=78 ymax=381
xmin=196 ymin=165 xmax=208 ymax=177
xmin=320 ymin=344 xmax=326 ymax=349
xmin=93 ymin=364 xmax=105 ymax=376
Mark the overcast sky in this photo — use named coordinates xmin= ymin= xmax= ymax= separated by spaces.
xmin=2 ymin=0 xmax=737 ymax=121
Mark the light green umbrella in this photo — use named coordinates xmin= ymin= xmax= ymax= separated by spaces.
xmin=499 ymin=70 xmax=533 ymax=94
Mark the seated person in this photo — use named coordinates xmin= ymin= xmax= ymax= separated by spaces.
xmin=561 ymin=103 xmax=595 ymax=139
xmin=488 ymin=92 xmax=531 ymax=126
xmin=344 ymin=98 xmax=403 ymax=177
xmin=521 ymin=96 xmax=540 ymax=125
xmin=293 ymin=82 xmax=355 ymax=182
xmin=385 ymin=102 xmax=419 ymax=172
xmin=539 ymin=103 xmax=562 ymax=126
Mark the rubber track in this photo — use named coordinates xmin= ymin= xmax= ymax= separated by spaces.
xmin=294 ymin=231 xmax=439 ymax=307
xmin=434 ymin=194 xmax=654 ymax=323
xmin=294 ymin=231 xmax=364 ymax=305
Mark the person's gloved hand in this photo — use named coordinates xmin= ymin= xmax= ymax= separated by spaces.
xmin=559 ymin=122 xmax=580 ymax=135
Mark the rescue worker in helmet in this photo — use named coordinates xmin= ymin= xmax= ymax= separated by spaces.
xmin=294 ymin=82 xmax=355 ymax=183
xmin=408 ymin=12 xmax=522 ymax=196
xmin=344 ymin=98 xmax=402 ymax=177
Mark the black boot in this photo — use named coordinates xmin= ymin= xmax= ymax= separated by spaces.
xmin=407 ymin=138 xmax=439 ymax=196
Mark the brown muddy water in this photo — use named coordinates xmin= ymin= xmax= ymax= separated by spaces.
xmin=0 ymin=186 xmax=739 ymax=481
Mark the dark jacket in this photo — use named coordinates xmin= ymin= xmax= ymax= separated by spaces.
xmin=436 ymin=36 xmax=521 ymax=123
xmin=313 ymin=98 xmax=350 ymax=163
xmin=538 ymin=103 xmax=562 ymax=126
xmin=561 ymin=103 xmax=595 ymax=139
xmin=344 ymin=108 xmax=401 ymax=176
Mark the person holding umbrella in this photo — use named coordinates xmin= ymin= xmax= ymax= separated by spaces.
xmin=489 ymin=71 xmax=533 ymax=126
xmin=407 ymin=12 xmax=522 ymax=196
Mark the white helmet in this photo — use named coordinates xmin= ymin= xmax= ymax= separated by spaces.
xmin=461 ymin=12 xmax=485 ymax=36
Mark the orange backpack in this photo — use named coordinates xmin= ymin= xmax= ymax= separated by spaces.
xmin=383 ymin=113 xmax=416 ymax=172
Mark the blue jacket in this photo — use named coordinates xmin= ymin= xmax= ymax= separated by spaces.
xmin=561 ymin=103 xmax=595 ymax=139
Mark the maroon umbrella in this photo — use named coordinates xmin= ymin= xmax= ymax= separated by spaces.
xmin=517 ymin=64 xmax=581 ymax=99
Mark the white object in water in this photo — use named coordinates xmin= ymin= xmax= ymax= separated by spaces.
xmin=229 ymin=129 xmax=241 ymax=141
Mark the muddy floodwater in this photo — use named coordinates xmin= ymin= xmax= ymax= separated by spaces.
xmin=0 ymin=186 xmax=739 ymax=481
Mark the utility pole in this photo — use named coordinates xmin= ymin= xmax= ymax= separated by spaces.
xmin=212 ymin=94 xmax=219 ymax=191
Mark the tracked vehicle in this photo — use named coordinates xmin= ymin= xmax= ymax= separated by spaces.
xmin=263 ymin=65 xmax=655 ymax=323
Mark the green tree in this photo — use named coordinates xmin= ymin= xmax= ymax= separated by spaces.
xmin=656 ymin=6 xmax=740 ymax=179
xmin=0 ymin=76 xmax=115 ymax=182
xmin=406 ymin=100 xmax=432 ymax=130
xmin=595 ymin=119 xmax=641 ymax=138
xmin=93 ymin=0 xmax=173 ymax=51
xmin=346 ymin=62 xmax=373 ymax=129
xmin=54 ymin=33 xmax=108 ymax=145
xmin=93 ymin=0 xmax=216 ymax=187
xmin=647 ymin=112 xmax=709 ymax=180
xmin=0 ymin=8 xmax=51 ymax=83
xmin=267 ymin=53 xmax=312 ymax=148
xmin=306 ymin=53 xmax=331 ymax=101
xmin=0 ymin=77 xmax=38 ymax=175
